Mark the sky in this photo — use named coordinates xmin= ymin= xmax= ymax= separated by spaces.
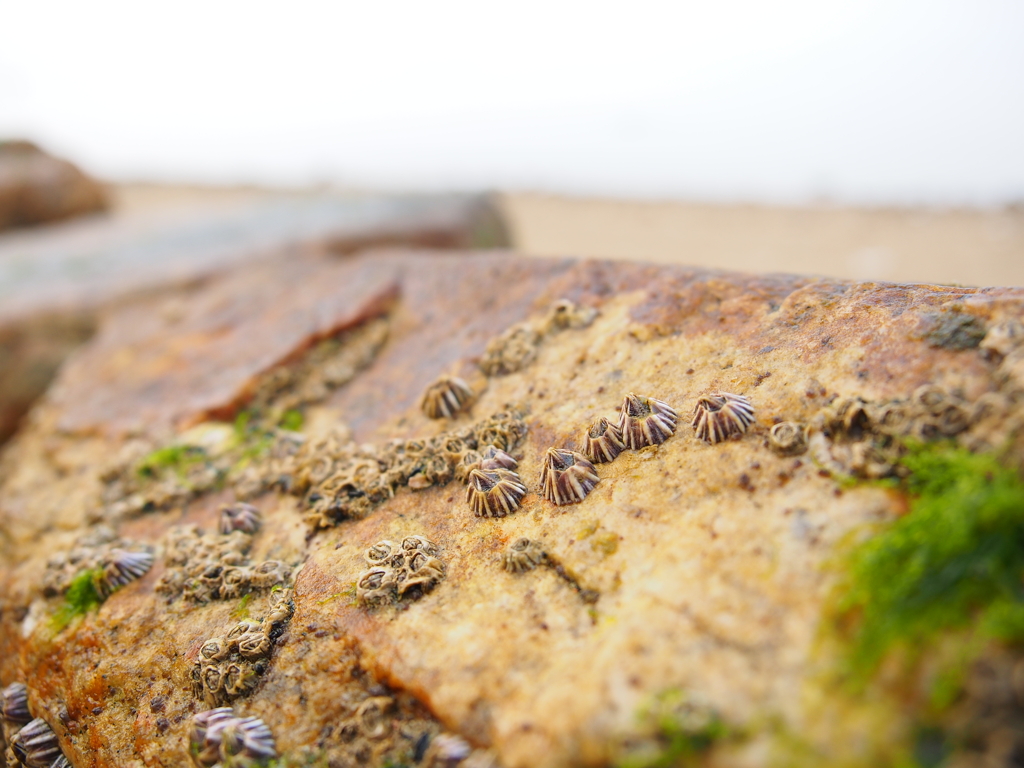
xmin=1 ymin=1 xmax=1022 ymax=205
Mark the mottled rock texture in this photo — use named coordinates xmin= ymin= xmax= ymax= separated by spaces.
xmin=1 ymin=249 xmax=1023 ymax=768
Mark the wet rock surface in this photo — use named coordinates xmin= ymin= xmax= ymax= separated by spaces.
xmin=1 ymin=249 xmax=1024 ymax=767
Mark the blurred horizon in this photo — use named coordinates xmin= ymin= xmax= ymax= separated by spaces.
xmin=2 ymin=1 xmax=1023 ymax=207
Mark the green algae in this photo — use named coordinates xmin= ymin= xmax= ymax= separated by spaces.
xmin=136 ymin=444 xmax=206 ymax=479
xmin=51 ymin=568 xmax=104 ymax=631
xmin=278 ymin=409 xmax=304 ymax=432
xmin=835 ymin=441 xmax=1024 ymax=684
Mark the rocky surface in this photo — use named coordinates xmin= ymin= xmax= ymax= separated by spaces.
xmin=0 ymin=188 xmax=507 ymax=447
xmin=0 ymin=141 xmax=108 ymax=232
xmin=1 ymin=248 xmax=1023 ymax=767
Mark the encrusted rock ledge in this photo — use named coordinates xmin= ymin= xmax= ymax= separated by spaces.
xmin=2 ymin=248 xmax=1023 ymax=768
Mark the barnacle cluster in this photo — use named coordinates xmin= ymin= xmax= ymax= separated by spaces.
xmin=285 ymin=408 xmax=527 ymax=529
xmin=541 ymin=448 xmax=600 ymax=506
xmin=691 ymin=392 xmax=754 ymax=445
xmin=191 ymin=589 xmax=294 ymax=707
xmin=1 ymin=689 xmax=69 ymax=768
xmin=156 ymin=526 xmax=291 ymax=603
xmin=502 ymin=537 xmax=547 ymax=574
xmin=480 ymin=299 xmax=597 ymax=376
xmin=810 ymin=379 xmax=1024 ymax=479
xmin=421 ymin=376 xmax=476 ymax=419
xmin=356 ymin=536 xmax=445 ymax=606
xmin=189 ymin=707 xmax=277 ymax=767
xmin=42 ymin=526 xmax=154 ymax=599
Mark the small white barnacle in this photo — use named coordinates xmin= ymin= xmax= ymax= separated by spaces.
xmin=219 ymin=503 xmax=262 ymax=535
xmin=401 ymin=535 xmax=441 ymax=557
xmin=398 ymin=554 xmax=446 ymax=598
xmin=357 ymin=567 xmax=397 ymax=605
xmin=223 ymin=663 xmax=259 ymax=698
xmin=618 ymin=393 xmax=677 ymax=449
xmin=97 ymin=548 xmax=155 ymax=598
xmin=691 ymin=392 xmax=754 ymax=444
xmin=365 ymin=540 xmax=396 ymax=565
xmin=421 ymin=376 xmax=475 ymax=419
xmin=226 ymin=620 xmax=264 ymax=644
xmin=12 ymin=717 xmax=63 ymax=768
xmin=767 ymin=422 xmax=807 ymax=456
xmin=542 ymin=299 xmax=598 ymax=334
xmin=502 ymin=537 xmax=546 ymax=573
xmin=236 ymin=631 xmax=272 ymax=660
xmin=466 ymin=468 xmax=528 ymax=517
xmin=1 ymin=682 xmax=30 ymax=727
xmin=250 ymin=560 xmax=290 ymax=589
xmin=912 ymin=384 xmax=949 ymax=416
xmin=540 ymin=448 xmax=600 ymax=506
xmin=265 ymin=589 xmax=295 ymax=626
xmin=199 ymin=636 xmax=231 ymax=662
xmin=582 ymin=417 xmax=625 ymax=463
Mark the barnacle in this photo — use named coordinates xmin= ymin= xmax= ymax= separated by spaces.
xmin=190 ymin=708 xmax=276 ymax=768
xmin=156 ymin=526 xmax=291 ymax=603
xmin=619 ymin=393 xmax=678 ymax=449
xmin=265 ymin=588 xmax=295 ymax=626
xmin=870 ymin=400 xmax=913 ymax=436
xmin=466 ymin=468 xmax=528 ymax=517
xmin=691 ymin=392 xmax=754 ymax=444
xmin=980 ymin=318 xmax=1024 ymax=359
xmin=480 ymin=324 xmax=542 ymax=376
xmin=226 ymin=620 xmax=263 ymax=642
xmin=503 ymin=537 xmax=546 ymax=573
xmin=223 ymin=663 xmax=259 ymax=698
xmin=200 ymin=636 xmax=231 ymax=662
xmin=218 ymin=566 xmax=252 ymax=599
xmin=402 ymin=535 xmax=441 ymax=557
xmin=12 ymin=718 xmax=64 ymax=768
xmin=237 ymin=631 xmax=272 ymax=660
xmin=542 ymin=299 xmax=598 ymax=334
xmin=357 ymin=567 xmax=397 ymax=605
xmin=1 ymin=682 xmax=30 ymax=727
xmin=540 ymin=448 xmax=600 ymax=506
xmin=365 ymin=539 xmax=397 ymax=564
xmin=582 ymin=417 xmax=625 ymax=463
xmin=823 ymin=397 xmax=872 ymax=439
xmin=421 ymin=376 xmax=475 ymax=419
xmin=398 ymin=553 xmax=446 ymax=598
xmin=96 ymin=548 xmax=154 ymax=598
xmin=219 ymin=502 xmax=262 ymax=535
xmin=356 ymin=696 xmax=395 ymax=740
xmin=478 ymin=445 xmax=518 ymax=471
xmin=358 ymin=536 xmax=445 ymax=605
xmin=249 ymin=560 xmax=291 ymax=590
xmin=912 ymin=384 xmax=950 ymax=416
xmin=768 ymin=422 xmax=807 ymax=456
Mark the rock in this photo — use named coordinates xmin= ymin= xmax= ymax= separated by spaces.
xmin=0 ymin=141 xmax=107 ymax=231
xmin=1 ymin=250 xmax=1023 ymax=767
xmin=0 ymin=189 xmax=509 ymax=447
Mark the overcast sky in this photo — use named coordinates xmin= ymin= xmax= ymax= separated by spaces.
xmin=2 ymin=1 xmax=1022 ymax=205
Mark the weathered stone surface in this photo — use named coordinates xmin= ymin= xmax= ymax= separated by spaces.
xmin=0 ymin=188 xmax=507 ymax=447
xmin=1 ymin=250 xmax=1023 ymax=768
xmin=0 ymin=141 xmax=108 ymax=232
